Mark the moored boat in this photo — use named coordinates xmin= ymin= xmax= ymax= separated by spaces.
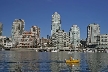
xmin=51 ymin=49 xmax=58 ymax=52
xmin=68 ymin=51 xmax=73 ymax=54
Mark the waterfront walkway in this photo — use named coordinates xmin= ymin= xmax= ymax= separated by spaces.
xmin=9 ymin=47 xmax=108 ymax=53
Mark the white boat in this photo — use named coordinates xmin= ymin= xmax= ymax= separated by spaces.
xmin=105 ymin=49 xmax=108 ymax=53
xmin=1 ymin=48 xmax=5 ymax=51
xmin=35 ymin=49 xmax=38 ymax=52
xmin=68 ymin=51 xmax=73 ymax=54
xmin=51 ymin=49 xmax=58 ymax=52
xmin=87 ymin=49 xmax=93 ymax=53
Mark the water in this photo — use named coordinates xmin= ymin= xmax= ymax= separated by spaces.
xmin=0 ymin=51 xmax=108 ymax=72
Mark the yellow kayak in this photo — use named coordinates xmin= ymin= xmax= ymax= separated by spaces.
xmin=66 ymin=59 xmax=80 ymax=63
xmin=65 ymin=56 xmax=80 ymax=63
xmin=66 ymin=62 xmax=79 ymax=67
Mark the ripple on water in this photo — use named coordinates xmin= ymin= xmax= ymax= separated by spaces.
xmin=0 ymin=51 xmax=108 ymax=71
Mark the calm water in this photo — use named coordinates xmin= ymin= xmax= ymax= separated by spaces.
xmin=0 ymin=51 xmax=108 ymax=72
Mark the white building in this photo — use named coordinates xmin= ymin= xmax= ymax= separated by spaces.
xmin=11 ymin=19 xmax=25 ymax=47
xmin=30 ymin=26 xmax=40 ymax=44
xmin=51 ymin=30 xmax=69 ymax=48
xmin=17 ymin=31 xmax=35 ymax=48
xmin=51 ymin=12 xmax=70 ymax=48
xmin=51 ymin=12 xmax=61 ymax=36
xmin=97 ymin=34 xmax=108 ymax=45
xmin=63 ymin=32 xmax=70 ymax=47
xmin=4 ymin=42 xmax=13 ymax=48
xmin=87 ymin=23 xmax=100 ymax=45
xmin=69 ymin=25 xmax=80 ymax=47
xmin=0 ymin=36 xmax=6 ymax=45
xmin=0 ymin=37 xmax=13 ymax=48
xmin=51 ymin=30 xmax=64 ymax=48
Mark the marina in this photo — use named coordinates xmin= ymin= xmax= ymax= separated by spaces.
xmin=1 ymin=47 xmax=107 ymax=53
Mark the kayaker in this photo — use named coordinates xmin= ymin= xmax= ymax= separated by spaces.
xmin=70 ymin=56 xmax=73 ymax=61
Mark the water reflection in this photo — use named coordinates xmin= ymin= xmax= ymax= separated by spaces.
xmin=87 ymin=53 xmax=108 ymax=72
xmin=0 ymin=51 xmax=108 ymax=72
xmin=0 ymin=51 xmax=10 ymax=72
xmin=80 ymin=53 xmax=90 ymax=72
xmin=38 ymin=52 xmax=51 ymax=72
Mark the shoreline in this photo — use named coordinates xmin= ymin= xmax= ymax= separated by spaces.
xmin=1 ymin=47 xmax=108 ymax=53
xmin=10 ymin=48 xmax=35 ymax=51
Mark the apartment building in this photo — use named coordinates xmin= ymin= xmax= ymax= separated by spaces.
xmin=40 ymin=37 xmax=51 ymax=47
xmin=30 ymin=26 xmax=40 ymax=44
xmin=69 ymin=25 xmax=80 ymax=47
xmin=0 ymin=36 xmax=6 ymax=46
xmin=51 ymin=12 xmax=61 ymax=36
xmin=0 ymin=36 xmax=13 ymax=48
xmin=11 ymin=19 xmax=25 ymax=47
xmin=3 ymin=37 xmax=13 ymax=48
xmin=17 ymin=31 xmax=35 ymax=48
xmin=97 ymin=34 xmax=108 ymax=45
xmin=87 ymin=23 xmax=100 ymax=45
xmin=51 ymin=29 xmax=70 ymax=48
xmin=63 ymin=32 xmax=70 ymax=47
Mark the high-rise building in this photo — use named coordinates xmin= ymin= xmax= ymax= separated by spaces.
xmin=63 ymin=32 xmax=70 ymax=47
xmin=87 ymin=23 xmax=100 ymax=45
xmin=51 ymin=30 xmax=64 ymax=48
xmin=51 ymin=29 xmax=69 ymax=48
xmin=69 ymin=25 xmax=80 ymax=47
xmin=30 ymin=26 xmax=40 ymax=44
xmin=11 ymin=19 xmax=25 ymax=46
xmin=0 ymin=23 xmax=3 ymax=36
xmin=51 ymin=12 xmax=61 ymax=36
xmin=47 ymin=35 xmax=50 ymax=39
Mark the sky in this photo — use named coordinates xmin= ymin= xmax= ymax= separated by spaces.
xmin=0 ymin=0 xmax=108 ymax=39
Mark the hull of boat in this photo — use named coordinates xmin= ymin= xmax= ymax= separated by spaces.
xmin=51 ymin=49 xmax=59 ymax=52
xmin=66 ymin=60 xmax=80 ymax=63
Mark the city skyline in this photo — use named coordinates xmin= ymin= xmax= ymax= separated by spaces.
xmin=0 ymin=0 xmax=108 ymax=39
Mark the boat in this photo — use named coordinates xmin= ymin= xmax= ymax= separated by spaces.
xmin=51 ymin=49 xmax=58 ymax=52
xmin=66 ymin=59 xmax=80 ymax=63
xmin=66 ymin=62 xmax=79 ymax=67
xmin=0 ymin=48 xmax=5 ymax=51
xmin=68 ymin=51 xmax=73 ymax=54
xmin=2 ymin=48 xmax=5 ymax=51
xmin=87 ymin=49 xmax=93 ymax=53
xmin=65 ymin=57 xmax=80 ymax=63
xmin=35 ymin=50 xmax=38 ymax=52
xmin=105 ymin=49 xmax=108 ymax=53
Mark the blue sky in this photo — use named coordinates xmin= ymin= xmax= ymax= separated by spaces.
xmin=0 ymin=0 xmax=108 ymax=39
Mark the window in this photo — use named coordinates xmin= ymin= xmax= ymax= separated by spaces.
xmin=33 ymin=28 xmax=36 ymax=32
xmin=88 ymin=26 xmax=90 ymax=30
xmin=101 ymin=36 xmax=103 ymax=38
